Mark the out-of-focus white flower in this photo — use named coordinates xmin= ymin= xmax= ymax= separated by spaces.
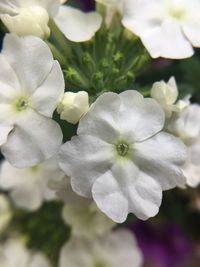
xmin=0 ymin=157 xmax=64 ymax=211
xmin=168 ymin=104 xmax=200 ymax=145
xmin=62 ymin=202 xmax=115 ymax=239
xmin=59 ymin=230 xmax=143 ymax=267
xmin=0 ymin=0 xmax=102 ymax=41
xmin=59 ymin=91 xmax=186 ymax=223
xmin=151 ymin=77 xmax=189 ymax=118
xmin=0 ymin=238 xmax=51 ymax=267
xmin=0 ymin=34 xmax=64 ymax=168
xmin=0 ymin=195 xmax=12 ymax=234
xmin=168 ymin=104 xmax=200 ymax=187
xmin=49 ymin=175 xmax=115 ymax=238
xmin=96 ymin=0 xmax=124 ymax=26
xmin=122 ymin=0 xmax=200 ymax=59
xmin=57 ymin=91 xmax=89 ymax=124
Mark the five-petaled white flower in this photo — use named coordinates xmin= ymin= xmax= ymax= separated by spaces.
xmin=0 ymin=157 xmax=64 ymax=211
xmin=0 ymin=34 xmax=64 ymax=168
xmin=0 ymin=0 xmax=102 ymax=41
xmin=59 ymin=90 xmax=186 ymax=223
xmin=122 ymin=0 xmax=200 ymax=59
xmin=0 ymin=238 xmax=51 ymax=267
xmin=59 ymin=230 xmax=143 ymax=267
xmin=168 ymin=104 xmax=200 ymax=187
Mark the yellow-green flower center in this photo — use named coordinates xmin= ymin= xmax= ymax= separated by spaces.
xmin=16 ymin=97 xmax=29 ymax=111
xmin=168 ymin=6 xmax=186 ymax=20
xmin=93 ymin=260 xmax=107 ymax=267
xmin=116 ymin=142 xmax=129 ymax=157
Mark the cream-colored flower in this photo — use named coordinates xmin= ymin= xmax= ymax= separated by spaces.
xmin=59 ymin=230 xmax=143 ymax=267
xmin=57 ymin=91 xmax=89 ymax=124
xmin=0 ymin=0 xmax=102 ymax=41
xmin=0 ymin=238 xmax=51 ymax=267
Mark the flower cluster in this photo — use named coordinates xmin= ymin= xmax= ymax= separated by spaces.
xmin=0 ymin=0 xmax=200 ymax=266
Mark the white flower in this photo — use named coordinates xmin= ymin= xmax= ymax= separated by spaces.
xmin=0 ymin=157 xmax=64 ymax=211
xmin=0 ymin=195 xmax=12 ymax=234
xmin=0 ymin=238 xmax=51 ymax=267
xmin=59 ymin=91 xmax=186 ymax=223
xmin=168 ymin=104 xmax=200 ymax=145
xmin=49 ymin=175 xmax=115 ymax=238
xmin=168 ymin=104 xmax=200 ymax=187
xmin=122 ymin=0 xmax=200 ymax=59
xmin=0 ymin=0 xmax=102 ymax=41
xmin=59 ymin=230 xmax=143 ymax=267
xmin=57 ymin=91 xmax=89 ymax=124
xmin=0 ymin=34 xmax=64 ymax=168
xmin=62 ymin=202 xmax=115 ymax=239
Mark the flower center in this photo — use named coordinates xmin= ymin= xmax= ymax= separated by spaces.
xmin=93 ymin=260 xmax=107 ymax=267
xmin=116 ymin=142 xmax=129 ymax=157
xmin=168 ymin=6 xmax=186 ymax=20
xmin=16 ymin=97 xmax=29 ymax=111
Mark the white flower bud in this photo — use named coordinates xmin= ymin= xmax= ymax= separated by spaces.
xmin=1 ymin=6 xmax=50 ymax=39
xmin=57 ymin=91 xmax=89 ymax=124
xmin=151 ymin=77 xmax=179 ymax=118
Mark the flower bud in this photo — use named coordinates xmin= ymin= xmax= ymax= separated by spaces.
xmin=151 ymin=76 xmax=178 ymax=118
xmin=57 ymin=91 xmax=89 ymax=124
xmin=1 ymin=6 xmax=50 ymax=39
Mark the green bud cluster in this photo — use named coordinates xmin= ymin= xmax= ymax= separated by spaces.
xmin=49 ymin=23 xmax=150 ymax=99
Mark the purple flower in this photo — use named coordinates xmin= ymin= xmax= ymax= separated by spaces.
xmin=129 ymin=221 xmax=194 ymax=267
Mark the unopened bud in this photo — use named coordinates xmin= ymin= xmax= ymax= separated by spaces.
xmin=57 ymin=91 xmax=89 ymax=124
xmin=1 ymin=6 xmax=50 ymax=39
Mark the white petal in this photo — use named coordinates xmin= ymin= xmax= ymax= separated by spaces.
xmin=141 ymin=19 xmax=194 ymax=59
xmin=133 ymin=132 xmax=187 ymax=190
xmin=92 ymin=160 xmax=162 ymax=222
xmin=59 ymin=239 xmax=94 ymax=267
xmin=30 ymin=61 xmax=64 ymax=117
xmin=181 ymin=1 xmax=200 ymax=47
xmin=54 ymin=5 xmax=102 ymax=42
xmin=1 ymin=110 xmax=63 ymax=168
xmin=8 ymin=0 xmax=60 ymax=17
xmin=2 ymin=34 xmax=53 ymax=95
xmin=122 ymin=0 xmax=194 ymax=58
xmin=0 ymin=160 xmax=28 ymax=189
xmin=0 ymin=54 xmax=21 ymax=101
xmin=78 ymin=92 xmax=120 ymax=143
xmin=92 ymin=168 xmax=129 ymax=223
xmin=182 ymin=22 xmax=200 ymax=47
xmin=119 ymin=90 xmax=165 ymax=141
xmin=10 ymin=185 xmax=43 ymax=210
xmin=0 ymin=124 xmax=13 ymax=145
xmin=101 ymin=230 xmax=143 ymax=267
xmin=29 ymin=253 xmax=51 ymax=267
xmin=59 ymin=135 xmax=114 ymax=197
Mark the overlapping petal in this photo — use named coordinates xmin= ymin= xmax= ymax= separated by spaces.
xmin=92 ymin=160 xmax=162 ymax=222
xmin=1 ymin=110 xmax=63 ymax=168
xmin=2 ymin=34 xmax=53 ymax=95
xmin=59 ymin=135 xmax=114 ymax=197
xmin=54 ymin=5 xmax=102 ymax=42
xmin=133 ymin=132 xmax=187 ymax=190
